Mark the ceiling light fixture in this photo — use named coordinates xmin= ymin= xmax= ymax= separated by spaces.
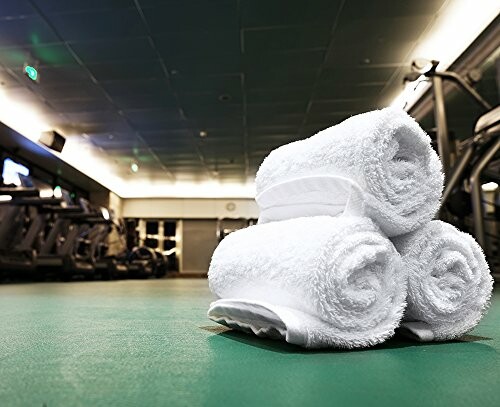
xmin=391 ymin=0 xmax=499 ymax=110
xmin=118 ymin=180 xmax=256 ymax=199
xmin=131 ymin=162 xmax=139 ymax=173
xmin=218 ymin=94 xmax=232 ymax=102
xmin=199 ymin=130 xmax=208 ymax=138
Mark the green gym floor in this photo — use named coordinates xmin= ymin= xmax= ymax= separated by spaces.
xmin=0 ymin=279 xmax=499 ymax=407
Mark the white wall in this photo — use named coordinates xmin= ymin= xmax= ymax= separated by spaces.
xmin=122 ymin=198 xmax=259 ymax=219
xmin=109 ymin=192 xmax=123 ymax=218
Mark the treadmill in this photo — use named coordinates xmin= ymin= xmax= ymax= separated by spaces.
xmin=0 ymin=183 xmax=61 ymax=277
xmin=36 ymin=194 xmax=96 ymax=281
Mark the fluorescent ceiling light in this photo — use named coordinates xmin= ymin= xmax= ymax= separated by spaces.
xmin=0 ymin=89 xmax=49 ymax=142
xmin=391 ymin=0 xmax=500 ymax=110
xmin=117 ymin=180 xmax=256 ymax=199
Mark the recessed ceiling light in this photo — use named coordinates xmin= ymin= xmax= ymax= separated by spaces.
xmin=131 ymin=162 xmax=139 ymax=173
xmin=218 ymin=94 xmax=231 ymax=102
xmin=199 ymin=130 xmax=208 ymax=138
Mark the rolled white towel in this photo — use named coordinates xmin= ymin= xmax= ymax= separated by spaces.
xmin=208 ymin=216 xmax=407 ymax=349
xmin=255 ymin=108 xmax=443 ymax=237
xmin=393 ymin=220 xmax=493 ymax=341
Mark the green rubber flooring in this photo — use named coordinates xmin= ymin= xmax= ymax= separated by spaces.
xmin=0 ymin=279 xmax=499 ymax=407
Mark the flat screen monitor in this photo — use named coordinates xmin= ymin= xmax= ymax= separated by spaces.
xmin=2 ymin=158 xmax=29 ymax=186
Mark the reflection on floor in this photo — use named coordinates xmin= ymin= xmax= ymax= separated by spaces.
xmin=0 ymin=279 xmax=499 ymax=407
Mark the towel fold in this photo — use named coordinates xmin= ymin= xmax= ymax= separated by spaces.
xmin=393 ymin=220 xmax=493 ymax=341
xmin=255 ymin=108 xmax=443 ymax=237
xmin=208 ymin=216 xmax=407 ymax=348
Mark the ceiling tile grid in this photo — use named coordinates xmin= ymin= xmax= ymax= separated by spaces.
xmin=0 ymin=0 xmax=448 ymax=184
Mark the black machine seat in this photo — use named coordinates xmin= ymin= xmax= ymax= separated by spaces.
xmin=0 ymin=187 xmax=39 ymax=197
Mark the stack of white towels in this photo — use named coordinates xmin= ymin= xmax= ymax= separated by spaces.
xmin=207 ymin=108 xmax=494 ymax=349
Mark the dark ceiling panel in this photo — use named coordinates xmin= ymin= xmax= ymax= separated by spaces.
xmin=247 ymin=102 xmax=307 ymax=117
xmin=183 ymin=103 xmax=243 ymax=120
xmin=50 ymin=98 xmax=115 ymax=113
xmin=32 ymin=0 xmax=135 ymax=14
xmin=247 ymin=112 xmax=304 ymax=127
xmin=0 ymin=15 xmax=59 ymax=47
xmin=141 ymin=129 xmax=193 ymax=140
xmin=141 ymin=0 xmax=238 ymax=33
xmin=314 ymin=83 xmax=385 ymax=100
xmin=70 ymin=38 xmax=157 ymax=63
xmin=248 ymin=125 xmax=298 ymax=137
xmin=111 ymin=93 xmax=178 ymax=110
xmin=47 ymin=9 xmax=146 ymax=41
xmin=334 ymin=16 xmax=433 ymax=45
xmin=325 ymin=40 xmax=415 ymax=67
xmin=171 ymin=73 xmax=241 ymax=94
xmin=244 ymin=50 xmax=325 ymax=73
xmin=38 ymin=83 xmax=106 ymax=100
xmin=87 ymin=59 xmax=165 ymax=81
xmin=90 ymin=132 xmax=144 ymax=148
xmin=309 ymin=99 xmax=375 ymax=114
xmin=124 ymin=108 xmax=184 ymax=131
xmin=179 ymin=91 xmax=243 ymax=107
xmin=245 ymin=69 xmax=317 ymax=90
xmin=166 ymin=55 xmax=242 ymax=76
xmin=246 ymin=88 xmax=311 ymax=104
xmin=191 ymin=116 xmax=243 ymax=129
xmin=154 ymin=30 xmax=241 ymax=58
xmin=241 ymin=0 xmax=342 ymax=28
xmin=0 ymin=0 xmax=35 ymax=17
xmin=243 ymin=25 xmax=331 ymax=54
xmin=101 ymin=78 xmax=171 ymax=97
xmin=33 ymin=65 xmax=91 ymax=86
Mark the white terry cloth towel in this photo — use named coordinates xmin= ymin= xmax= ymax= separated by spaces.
xmin=256 ymin=175 xmax=366 ymax=224
xmin=207 ymin=216 xmax=407 ymax=349
xmin=255 ymin=107 xmax=443 ymax=237
xmin=393 ymin=220 xmax=493 ymax=342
